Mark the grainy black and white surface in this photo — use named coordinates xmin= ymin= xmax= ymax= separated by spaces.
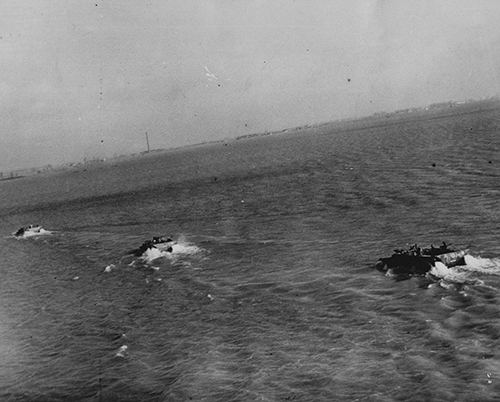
xmin=1 ymin=103 xmax=499 ymax=401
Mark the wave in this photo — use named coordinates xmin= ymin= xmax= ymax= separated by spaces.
xmin=429 ymin=261 xmax=479 ymax=286
xmin=462 ymin=254 xmax=500 ymax=274
xmin=429 ymin=254 xmax=500 ymax=285
xmin=170 ymin=242 xmax=202 ymax=255
xmin=141 ymin=247 xmax=169 ymax=262
xmin=104 ymin=264 xmax=116 ymax=273
xmin=115 ymin=345 xmax=128 ymax=358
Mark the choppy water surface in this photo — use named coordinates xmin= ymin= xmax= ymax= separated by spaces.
xmin=1 ymin=107 xmax=499 ymax=401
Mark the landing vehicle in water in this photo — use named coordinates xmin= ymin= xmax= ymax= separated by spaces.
xmin=14 ymin=225 xmax=46 ymax=238
xmin=129 ymin=236 xmax=174 ymax=257
xmin=376 ymin=242 xmax=466 ymax=278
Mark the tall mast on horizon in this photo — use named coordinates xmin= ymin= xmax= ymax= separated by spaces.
xmin=145 ymin=131 xmax=150 ymax=153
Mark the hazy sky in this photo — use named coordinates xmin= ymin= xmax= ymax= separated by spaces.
xmin=1 ymin=0 xmax=500 ymax=171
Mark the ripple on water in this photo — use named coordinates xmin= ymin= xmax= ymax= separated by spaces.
xmin=1 ymin=106 xmax=500 ymax=400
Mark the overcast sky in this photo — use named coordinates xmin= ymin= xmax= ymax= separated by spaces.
xmin=1 ymin=0 xmax=500 ymax=171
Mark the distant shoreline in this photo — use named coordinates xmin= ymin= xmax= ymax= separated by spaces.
xmin=0 ymin=175 xmax=24 ymax=182
xmin=235 ymin=97 xmax=500 ymax=141
xmin=2 ymin=97 xmax=498 ymax=181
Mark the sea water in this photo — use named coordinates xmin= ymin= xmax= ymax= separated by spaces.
xmin=0 ymin=106 xmax=499 ymax=401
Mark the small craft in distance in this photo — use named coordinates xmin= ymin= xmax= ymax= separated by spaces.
xmin=129 ymin=236 xmax=174 ymax=257
xmin=13 ymin=225 xmax=50 ymax=238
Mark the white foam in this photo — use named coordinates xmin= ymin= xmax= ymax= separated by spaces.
xmin=429 ymin=261 xmax=475 ymax=284
xmin=427 ymin=254 xmax=500 ymax=285
xmin=438 ymin=280 xmax=456 ymax=290
xmin=116 ymin=345 xmax=128 ymax=358
xmin=170 ymin=242 xmax=201 ymax=255
xmin=429 ymin=261 xmax=450 ymax=278
xmin=104 ymin=264 xmax=115 ymax=273
xmin=141 ymin=247 xmax=169 ymax=262
xmin=462 ymin=255 xmax=500 ymax=275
